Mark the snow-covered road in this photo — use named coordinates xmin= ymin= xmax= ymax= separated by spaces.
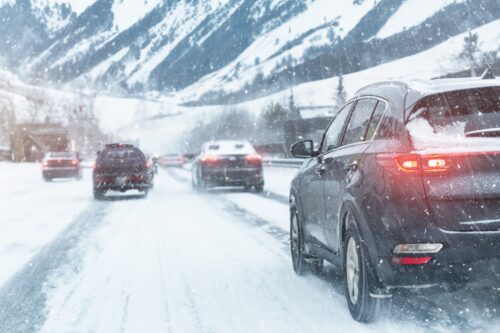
xmin=0 ymin=163 xmax=499 ymax=332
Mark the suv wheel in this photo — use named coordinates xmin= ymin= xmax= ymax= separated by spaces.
xmin=290 ymin=210 xmax=308 ymax=275
xmin=343 ymin=216 xmax=389 ymax=322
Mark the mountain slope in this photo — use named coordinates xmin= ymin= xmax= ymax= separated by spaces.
xmin=0 ymin=0 xmax=498 ymax=104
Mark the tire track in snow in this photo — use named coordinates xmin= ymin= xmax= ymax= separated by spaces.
xmin=166 ymin=168 xmax=289 ymax=245
xmin=0 ymin=201 xmax=109 ymax=332
xmin=167 ymin=167 xmax=500 ymax=332
xmin=165 ymin=167 xmax=289 ymax=206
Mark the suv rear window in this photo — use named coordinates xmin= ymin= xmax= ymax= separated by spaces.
xmin=407 ymin=87 xmax=500 ymax=149
xmin=101 ymin=148 xmax=144 ymax=161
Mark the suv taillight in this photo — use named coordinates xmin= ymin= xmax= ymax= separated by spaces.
xmin=245 ymin=154 xmax=262 ymax=166
xmin=378 ymin=154 xmax=451 ymax=176
xmin=201 ymin=155 xmax=219 ymax=166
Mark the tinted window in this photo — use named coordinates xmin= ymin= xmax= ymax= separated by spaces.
xmin=342 ymin=99 xmax=378 ymax=146
xmin=409 ymin=87 xmax=500 ymax=133
xmin=365 ymin=101 xmax=387 ymax=140
xmin=48 ymin=152 xmax=73 ymax=158
xmin=101 ymin=148 xmax=143 ymax=161
xmin=407 ymin=87 xmax=500 ymax=149
xmin=321 ymin=102 xmax=353 ymax=153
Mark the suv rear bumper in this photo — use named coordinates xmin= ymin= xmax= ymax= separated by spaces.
xmin=202 ymin=167 xmax=263 ymax=187
xmin=93 ymin=174 xmax=152 ymax=191
xmin=43 ymin=168 xmax=80 ymax=178
xmin=373 ymin=229 xmax=500 ymax=291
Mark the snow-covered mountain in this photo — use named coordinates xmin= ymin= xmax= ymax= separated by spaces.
xmin=0 ymin=0 xmax=498 ymax=104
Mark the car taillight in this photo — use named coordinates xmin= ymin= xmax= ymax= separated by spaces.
xmin=378 ymin=154 xmax=451 ymax=176
xmin=394 ymin=156 xmax=420 ymax=174
xmin=92 ymin=162 xmax=96 ymax=169
xmin=145 ymin=161 xmax=151 ymax=169
xmin=422 ymin=156 xmax=450 ymax=173
xmin=201 ymin=155 xmax=219 ymax=165
xmin=42 ymin=160 xmax=49 ymax=167
xmin=71 ymin=160 xmax=78 ymax=166
xmin=245 ymin=154 xmax=262 ymax=166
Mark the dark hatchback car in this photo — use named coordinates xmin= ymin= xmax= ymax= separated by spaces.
xmin=42 ymin=151 xmax=82 ymax=181
xmin=191 ymin=140 xmax=264 ymax=192
xmin=93 ymin=144 xmax=153 ymax=199
xmin=289 ymin=78 xmax=500 ymax=322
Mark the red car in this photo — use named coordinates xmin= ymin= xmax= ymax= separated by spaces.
xmin=42 ymin=151 xmax=82 ymax=181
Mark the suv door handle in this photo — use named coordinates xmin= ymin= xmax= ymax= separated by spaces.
xmin=345 ymin=161 xmax=358 ymax=171
xmin=315 ymin=166 xmax=327 ymax=176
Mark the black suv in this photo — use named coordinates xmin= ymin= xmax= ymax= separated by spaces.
xmin=289 ymin=78 xmax=500 ymax=322
xmin=93 ymin=144 xmax=153 ymax=199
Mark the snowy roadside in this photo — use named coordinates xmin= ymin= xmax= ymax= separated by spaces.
xmin=0 ymin=162 xmax=93 ymax=287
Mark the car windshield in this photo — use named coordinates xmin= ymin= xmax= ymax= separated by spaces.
xmin=1 ymin=1 xmax=500 ymax=332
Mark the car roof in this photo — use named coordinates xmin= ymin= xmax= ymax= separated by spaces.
xmin=354 ymin=78 xmax=500 ymax=119
xmin=356 ymin=78 xmax=500 ymax=96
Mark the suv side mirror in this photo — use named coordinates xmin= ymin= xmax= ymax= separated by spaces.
xmin=291 ymin=140 xmax=315 ymax=158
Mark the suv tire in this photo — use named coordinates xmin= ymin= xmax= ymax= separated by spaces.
xmin=343 ymin=213 xmax=389 ymax=322
xmin=290 ymin=209 xmax=308 ymax=275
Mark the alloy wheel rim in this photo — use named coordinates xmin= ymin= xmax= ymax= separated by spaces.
xmin=291 ymin=214 xmax=299 ymax=262
xmin=346 ymin=237 xmax=360 ymax=304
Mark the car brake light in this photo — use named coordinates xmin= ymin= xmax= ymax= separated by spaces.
xmin=92 ymin=162 xmax=96 ymax=169
xmin=201 ymin=155 xmax=219 ymax=164
xmin=145 ymin=161 xmax=151 ymax=169
xmin=392 ymin=256 xmax=432 ymax=265
xmin=395 ymin=156 xmax=420 ymax=174
xmin=379 ymin=154 xmax=451 ymax=176
xmin=42 ymin=160 xmax=49 ymax=167
xmin=245 ymin=154 xmax=262 ymax=165
xmin=423 ymin=156 xmax=450 ymax=173
xmin=71 ymin=160 xmax=78 ymax=166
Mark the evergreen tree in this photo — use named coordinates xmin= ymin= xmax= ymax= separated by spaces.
xmin=460 ymin=31 xmax=480 ymax=77
xmin=334 ymin=74 xmax=346 ymax=108
xmin=288 ymin=89 xmax=300 ymax=119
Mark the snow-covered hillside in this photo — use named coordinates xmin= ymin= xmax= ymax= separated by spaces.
xmin=0 ymin=0 xmax=498 ymax=104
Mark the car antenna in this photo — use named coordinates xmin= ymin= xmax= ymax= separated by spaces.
xmin=481 ymin=66 xmax=496 ymax=80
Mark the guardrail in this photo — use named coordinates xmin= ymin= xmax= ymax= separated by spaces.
xmin=263 ymin=158 xmax=304 ymax=168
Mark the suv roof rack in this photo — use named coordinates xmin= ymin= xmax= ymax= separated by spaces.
xmin=105 ymin=143 xmax=134 ymax=148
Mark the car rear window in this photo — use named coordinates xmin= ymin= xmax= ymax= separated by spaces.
xmin=205 ymin=142 xmax=255 ymax=155
xmin=101 ymin=148 xmax=144 ymax=161
xmin=48 ymin=152 xmax=73 ymax=158
xmin=407 ymin=87 xmax=500 ymax=150
xmin=208 ymin=145 xmax=220 ymax=150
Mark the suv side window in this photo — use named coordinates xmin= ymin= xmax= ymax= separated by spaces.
xmin=341 ymin=98 xmax=378 ymax=146
xmin=365 ymin=101 xmax=387 ymax=140
xmin=321 ymin=102 xmax=354 ymax=154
